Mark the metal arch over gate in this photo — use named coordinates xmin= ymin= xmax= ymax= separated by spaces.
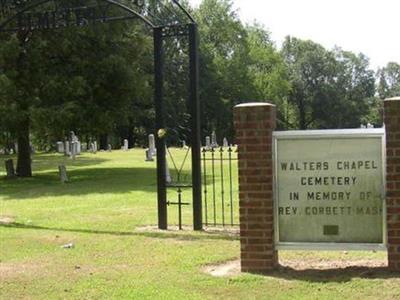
xmin=0 ymin=0 xmax=202 ymax=230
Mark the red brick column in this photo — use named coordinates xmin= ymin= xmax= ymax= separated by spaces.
xmin=384 ymin=97 xmax=400 ymax=271
xmin=234 ymin=103 xmax=278 ymax=273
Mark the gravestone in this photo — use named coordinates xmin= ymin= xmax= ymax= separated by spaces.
xmin=182 ymin=140 xmax=187 ymax=149
xmin=145 ymin=149 xmax=154 ymax=162
xmin=149 ymin=134 xmax=156 ymax=156
xmin=205 ymin=136 xmax=211 ymax=150
xmin=69 ymin=131 xmax=81 ymax=155
xmin=223 ymin=137 xmax=229 ymax=148
xmin=56 ymin=141 xmax=64 ymax=153
xmin=5 ymin=159 xmax=16 ymax=178
xmin=58 ymin=165 xmax=68 ymax=183
xmin=108 ymin=144 xmax=112 ymax=152
xmin=211 ymin=131 xmax=218 ymax=148
xmin=64 ymin=141 xmax=70 ymax=156
xmin=90 ymin=142 xmax=97 ymax=154
xmin=70 ymin=141 xmax=77 ymax=159
xmin=165 ymin=159 xmax=172 ymax=184
xmin=123 ymin=139 xmax=129 ymax=151
xmin=76 ymin=141 xmax=81 ymax=155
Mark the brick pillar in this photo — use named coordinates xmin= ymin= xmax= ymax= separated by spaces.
xmin=384 ymin=97 xmax=400 ymax=272
xmin=234 ymin=102 xmax=278 ymax=273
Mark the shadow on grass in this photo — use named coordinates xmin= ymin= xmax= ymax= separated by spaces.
xmin=0 ymin=222 xmax=238 ymax=242
xmin=1 ymin=151 xmax=195 ymax=200
xmin=0 ymin=153 xmax=110 ymax=173
xmin=0 ymin=167 xmax=191 ymax=200
xmin=269 ymin=265 xmax=399 ymax=281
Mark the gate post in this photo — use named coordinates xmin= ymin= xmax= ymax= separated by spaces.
xmin=188 ymin=23 xmax=203 ymax=231
xmin=384 ymin=97 xmax=400 ymax=271
xmin=154 ymin=27 xmax=167 ymax=230
xmin=234 ymin=103 xmax=278 ymax=273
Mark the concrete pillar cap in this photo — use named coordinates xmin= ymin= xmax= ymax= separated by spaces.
xmin=385 ymin=97 xmax=400 ymax=101
xmin=235 ymin=102 xmax=275 ymax=108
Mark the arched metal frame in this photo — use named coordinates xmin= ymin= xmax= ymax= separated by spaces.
xmin=0 ymin=0 xmax=202 ymax=230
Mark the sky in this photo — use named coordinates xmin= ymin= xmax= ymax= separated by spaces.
xmin=189 ymin=0 xmax=400 ymax=70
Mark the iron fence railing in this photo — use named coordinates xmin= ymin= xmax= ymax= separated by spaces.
xmin=202 ymin=146 xmax=239 ymax=227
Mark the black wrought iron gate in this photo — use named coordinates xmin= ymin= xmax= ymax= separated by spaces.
xmin=201 ymin=146 xmax=239 ymax=227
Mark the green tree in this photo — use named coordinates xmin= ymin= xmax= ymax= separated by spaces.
xmin=377 ymin=62 xmax=400 ymax=99
xmin=281 ymin=36 xmax=335 ymax=129
xmin=331 ymin=49 xmax=376 ymax=128
xmin=246 ymin=24 xmax=292 ymax=129
xmin=281 ymin=37 xmax=376 ymax=129
xmin=195 ymin=0 xmax=255 ymax=139
xmin=0 ymin=21 xmax=151 ymax=175
xmin=0 ymin=32 xmax=46 ymax=176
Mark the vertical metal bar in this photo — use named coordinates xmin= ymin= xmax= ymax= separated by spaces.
xmin=154 ymin=27 xmax=167 ymax=230
xmin=202 ymin=148 xmax=208 ymax=226
xmin=229 ymin=147 xmax=234 ymax=226
xmin=189 ymin=23 xmax=202 ymax=231
xmin=211 ymin=148 xmax=216 ymax=226
xmin=178 ymin=188 xmax=182 ymax=230
xmin=220 ymin=147 xmax=225 ymax=226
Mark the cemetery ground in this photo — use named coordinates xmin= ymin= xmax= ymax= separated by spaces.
xmin=0 ymin=150 xmax=399 ymax=300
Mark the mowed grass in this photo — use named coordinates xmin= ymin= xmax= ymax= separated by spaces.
xmin=0 ymin=150 xmax=399 ymax=300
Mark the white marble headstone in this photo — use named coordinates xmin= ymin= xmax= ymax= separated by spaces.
xmin=165 ymin=159 xmax=172 ymax=184
xmin=145 ymin=149 xmax=154 ymax=162
xmin=149 ymin=134 xmax=156 ymax=156
xmin=65 ymin=141 xmax=70 ymax=156
xmin=223 ymin=137 xmax=229 ymax=148
xmin=57 ymin=141 xmax=64 ymax=153
xmin=205 ymin=136 xmax=211 ymax=150
xmin=211 ymin=131 xmax=218 ymax=148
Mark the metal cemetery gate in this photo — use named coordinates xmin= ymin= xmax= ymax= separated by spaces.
xmin=201 ymin=146 xmax=239 ymax=227
xmin=163 ymin=145 xmax=239 ymax=229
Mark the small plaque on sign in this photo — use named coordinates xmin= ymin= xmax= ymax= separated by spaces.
xmin=324 ymin=225 xmax=339 ymax=236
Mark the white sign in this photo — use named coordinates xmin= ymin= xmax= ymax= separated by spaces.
xmin=274 ymin=129 xmax=386 ymax=250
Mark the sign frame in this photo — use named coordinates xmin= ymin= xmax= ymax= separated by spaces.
xmin=273 ymin=128 xmax=387 ymax=251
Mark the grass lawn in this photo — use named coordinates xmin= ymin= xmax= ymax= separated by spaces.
xmin=0 ymin=150 xmax=399 ymax=299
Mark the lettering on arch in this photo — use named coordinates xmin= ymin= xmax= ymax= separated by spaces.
xmin=0 ymin=0 xmax=188 ymax=32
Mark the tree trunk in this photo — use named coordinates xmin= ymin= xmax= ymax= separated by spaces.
xmin=128 ymin=127 xmax=135 ymax=148
xmin=16 ymin=117 xmax=32 ymax=177
xmin=99 ymin=134 xmax=108 ymax=150
xmin=298 ymin=97 xmax=307 ymax=130
xmin=14 ymin=31 xmax=32 ymax=177
xmin=5 ymin=159 xmax=16 ymax=178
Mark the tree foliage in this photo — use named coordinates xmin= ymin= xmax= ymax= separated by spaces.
xmin=377 ymin=62 xmax=400 ymax=99
xmin=282 ymin=37 xmax=376 ymax=129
